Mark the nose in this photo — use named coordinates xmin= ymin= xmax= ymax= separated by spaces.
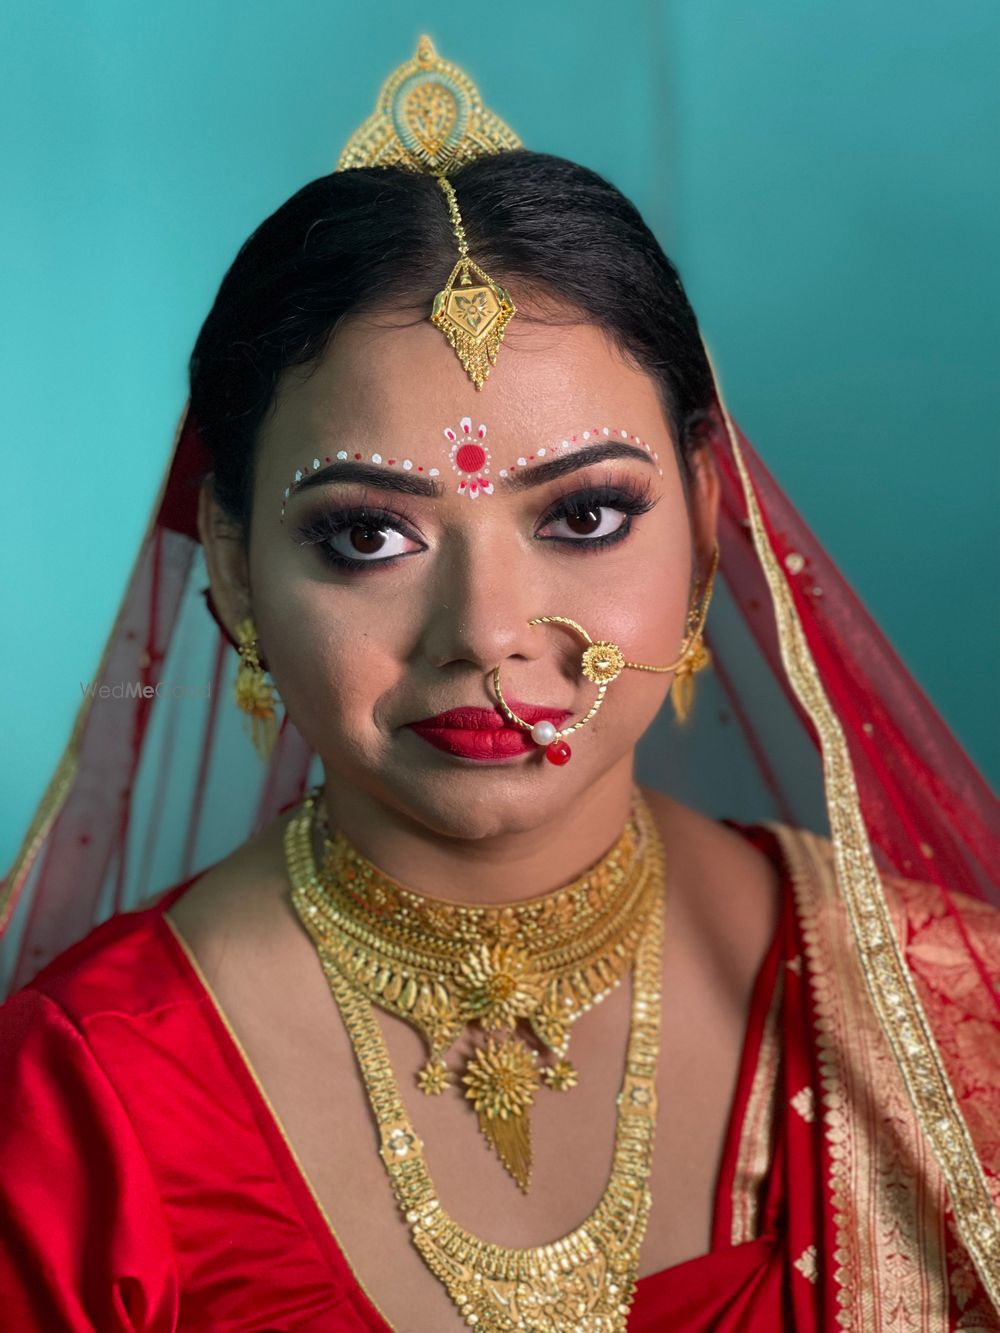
xmin=417 ymin=532 xmax=555 ymax=679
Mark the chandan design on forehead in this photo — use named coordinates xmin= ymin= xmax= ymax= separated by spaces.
xmin=278 ymin=423 xmax=662 ymax=519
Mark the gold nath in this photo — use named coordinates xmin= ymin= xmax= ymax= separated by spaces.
xmin=336 ymin=35 xmax=519 ymax=389
xmin=286 ymin=792 xmax=666 ymax=1331
xmin=494 ymin=540 xmax=721 ymax=755
xmin=290 ymin=791 xmax=660 ymax=1194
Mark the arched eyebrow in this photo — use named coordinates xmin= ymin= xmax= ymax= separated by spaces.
xmin=499 ymin=442 xmax=658 ymax=491
xmin=291 ymin=462 xmax=443 ymax=499
xmin=285 ymin=439 xmax=658 ymax=506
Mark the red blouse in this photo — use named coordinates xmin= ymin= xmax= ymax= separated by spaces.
xmin=0 ymin=826 xmax=799 ymax=1331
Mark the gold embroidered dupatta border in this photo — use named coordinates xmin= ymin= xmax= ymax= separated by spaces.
xmin=729 ymin=969 xmax=784 ymax=1246
xmin=774 ymin=824 xmax=952 ymax=1328
xmin=708 ymin=348 xmax=1000 ymax=1308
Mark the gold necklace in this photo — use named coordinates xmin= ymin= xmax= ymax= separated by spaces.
xmin=285 ymin=794 xmax=666 ymax=1332
xmin=294 ymin=792 xmax=659 ymax=1190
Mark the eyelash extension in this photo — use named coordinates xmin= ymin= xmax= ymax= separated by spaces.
xmin=294 ymin=475 xmax=657 ymax=573
xmin=295 ymin=502 xmax=425 ymax=573
xmin=535 ymin=476 xmax=657 ymax=552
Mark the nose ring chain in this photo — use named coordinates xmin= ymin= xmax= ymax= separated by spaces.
xmin=492 ymin=541 xmax=719 ymax=765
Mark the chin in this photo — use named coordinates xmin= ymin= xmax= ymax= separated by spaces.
xmin=347 ymin=752 xmax=609 ymax=843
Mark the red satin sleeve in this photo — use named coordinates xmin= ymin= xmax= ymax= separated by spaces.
xmin=0 ymin=987 xmax=179 ymax=1332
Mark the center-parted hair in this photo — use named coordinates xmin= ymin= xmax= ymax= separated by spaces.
xmin=189 ymin=151 xmax=714 ymax=524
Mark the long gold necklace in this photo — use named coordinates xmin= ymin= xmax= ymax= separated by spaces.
xmin=294 ymin=792 xmax=659 ymax=1190
xmin=286 ymin=793 xmax=666 ymax=1332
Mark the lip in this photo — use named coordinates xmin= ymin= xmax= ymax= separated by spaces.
xmin=406 ymin=698 xmax=573 ymax=761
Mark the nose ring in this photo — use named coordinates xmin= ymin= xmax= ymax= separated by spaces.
xmin=493 ymin=618 xmax=688 ymax=766
xmin=491 ymin=542 xmax=719 ymax=765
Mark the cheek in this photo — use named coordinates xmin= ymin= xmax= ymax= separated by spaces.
xmin=596 ymin=507 xmax=692 ymax=659
xmin=250 ymin=568 xmax=409 ymax=752
xmin=588 ymin=515 xmax=692 ymax=738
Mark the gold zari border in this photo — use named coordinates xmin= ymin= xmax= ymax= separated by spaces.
xmin=730 ymin=968 xmax=784 ymax=1245
xmin=708 ymin=350 xmax=1000 ymax=1308
xmin=774 ymin=824 xmax=951 ymax=1329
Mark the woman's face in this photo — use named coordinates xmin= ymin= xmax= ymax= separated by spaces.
xmin=205 ymin=309 xmax=718 ymax=841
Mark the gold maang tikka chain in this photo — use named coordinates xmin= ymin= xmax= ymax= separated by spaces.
xmin=286 ymin=791 xmax=666 ymax=1332
xmin=430 ymin=174 xmax=516 ymax=389
xmin=336 ymin=35 xmax=519 ymax=389
xmin=291 ymin=789 xmax=662 ymax=1195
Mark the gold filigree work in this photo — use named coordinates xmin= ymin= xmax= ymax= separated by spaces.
xmin=457 ymin=941 xmax=544 ymax=1032
xmin=337 ymin=36 xmax=521 ymax=174
xmin=463 ymin=1036 xmax=541 ymax=1189
xmin=294 ymin=791 xmax=659 ymax=1192
xmin=285 ymin=792 xmax=667 ymax=1332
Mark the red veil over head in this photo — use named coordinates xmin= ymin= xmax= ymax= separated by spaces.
xmin=2 ymin=34 xmax=998 ymax=1309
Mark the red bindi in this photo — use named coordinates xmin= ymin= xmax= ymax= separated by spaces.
xmin=455 ymin=442 xmax=487 ymax=473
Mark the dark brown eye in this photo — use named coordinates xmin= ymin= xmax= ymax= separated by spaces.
xmin=565 ymin=506 xmax=602 ymax=535
xmin=349 ymin=525 xmax=388 ymax=555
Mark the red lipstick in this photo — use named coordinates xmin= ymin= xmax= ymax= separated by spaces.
xmin=406 ymin=699 xmax=573 ymax=761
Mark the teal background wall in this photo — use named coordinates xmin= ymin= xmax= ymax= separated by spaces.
xmin=2 ymin=1 xmax=997 ymax=868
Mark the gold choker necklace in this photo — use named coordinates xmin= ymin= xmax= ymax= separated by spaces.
xmin=292 ymin=792 xmax=659 ymax=1191
xmin=285 ymin=791 xmax=666 ymax=1333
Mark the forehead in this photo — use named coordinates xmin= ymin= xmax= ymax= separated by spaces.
xmin=266 ymin=311 xmax=670 ymax=445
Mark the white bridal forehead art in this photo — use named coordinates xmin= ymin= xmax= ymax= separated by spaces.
xmin=278 ymin=420 xmax=662 ymax=519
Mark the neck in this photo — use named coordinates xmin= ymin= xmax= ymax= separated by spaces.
xmin=319 ymin=756 xmax=637 ymax=905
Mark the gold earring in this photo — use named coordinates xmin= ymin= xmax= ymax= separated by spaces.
xmin=234 ymin=618 xmax=279 ymax=759
xmin=669 ymin=541 xmax=719 ymax=725
xmin=492 ymin=541 xmax=720 ymax=760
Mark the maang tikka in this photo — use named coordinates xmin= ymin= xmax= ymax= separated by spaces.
xmin=337 ymin=34 xmax=520 ymax=389
xmin=429 ymin=175 xmax=516 ymax=389
xmin=494 ymin=540 xmax=720 ymax=764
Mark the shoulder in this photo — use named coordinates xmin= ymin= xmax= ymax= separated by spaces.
xmin=639 ymin=785 xmax=785 ymax=909
xmin=0 ymin=985 xmax=180 ymax=1327
xmin=9 ymin=891 xmax=189 ymax=1028
xmin=878 ymin=868 xmax=1000 ymax=1017
xmin=0 ymin=892 xmax=212 ymax=1129
xmin=164 ymin=805 xmax=297 ymax=989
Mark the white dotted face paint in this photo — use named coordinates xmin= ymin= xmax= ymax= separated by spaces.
xmin=279 ymin=448 xmax=436 ymax=520
xmin=444 ymin=417 xmax=493 ymax=498
xmin=279 ymin=424 xmax=661 ymax=517
xmin=495 ymin=426 xmax=662 ymax=479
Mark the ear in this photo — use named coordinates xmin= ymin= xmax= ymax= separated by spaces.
xmin=197 ymin=481 xmax=252 ymax=639
xmin=687 ymin=443 xmax=721 ymax=581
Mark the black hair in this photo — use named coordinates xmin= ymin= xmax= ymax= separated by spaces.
xmin=189 ymin=151 xmax=714 ymax=525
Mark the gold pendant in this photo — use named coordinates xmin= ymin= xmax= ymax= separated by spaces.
xmin=431 ymin=258 xmax=515 ymax=390
xmin=292 ymin=794 xmax=656 ymax=1195
xmin=462 ymin=1035 xmax=540 ymax=1191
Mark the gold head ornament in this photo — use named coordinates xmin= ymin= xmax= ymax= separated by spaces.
xmin=337 ymin=35 xmax=520 ymax=389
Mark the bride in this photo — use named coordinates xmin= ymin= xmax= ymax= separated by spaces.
xmin=1 ymin=38 xmax=997 ymax=1333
